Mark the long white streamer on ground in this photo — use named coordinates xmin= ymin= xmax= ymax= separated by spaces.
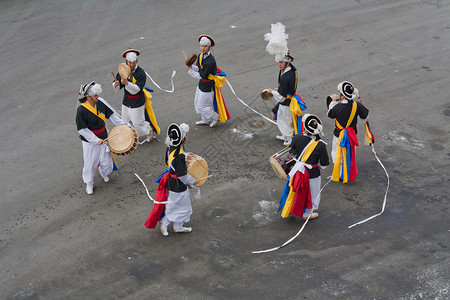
xmin=252 ymin=177 xmax=333 ymax=254
xmin=347 ymin=144 xmax=390 ymax=228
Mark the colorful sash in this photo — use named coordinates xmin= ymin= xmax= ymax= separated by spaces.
xmin=288 ymin=94 xmax=307 ymax=135
xmin=144 ymin=148 xmax=183 ymax=229
xmin=364 ymin=121 xmax=375 ymax=145
xmin=332 ymin=101 xmax=359 ymax=183
xmin=278 ymin=140 xmax=319 ymax=218
xmin=199 ymin=53 xmax=230 ymax=123
xmin=131 ymin=76 xmax=160 ymax=134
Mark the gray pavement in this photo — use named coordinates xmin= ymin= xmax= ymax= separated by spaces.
xmin=0 ymin=0 xmax=449 ymax=299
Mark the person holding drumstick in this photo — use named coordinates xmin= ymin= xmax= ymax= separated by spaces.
xmin=113 ymin=49 xmax=153 ymax=142
xmin=76 ymin=82 xmax=126 ymax=195
xmin=267 ymin=52 xmax=298 ymax=147
xmin=278 ymin=114 xmax=329 ymax=220
xmin=327 ymin=81 xmax=369 ymax=183
xmin=186 ymin=35 xmax=222 ymax=128
xmin=144 ymin=123 xmax=198 ymax=236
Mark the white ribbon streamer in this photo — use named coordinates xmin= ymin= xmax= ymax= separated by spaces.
xmin=252 ymin=176 xmax=333 ymax=254
xmin=347 ymin=144 xmax=390 ymax=228
xmin=134 ymin=173 xmax=169 ymax=204
xmin=225 ymin=79 xmax=277 ymax=125
xmin=145 ymin=70 xmax=176 ymax=93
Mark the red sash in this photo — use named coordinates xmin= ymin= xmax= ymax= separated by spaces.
xmin=289 ymin=170 xmax=312 ymax=217
xmin=91 ymin=127 xmax=105 ymax=135
xmin=144 ymin=172 xmax=178 ymax=229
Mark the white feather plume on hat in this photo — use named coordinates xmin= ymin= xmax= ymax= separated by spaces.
xmin=264 ymin=22 xmax=289 ymax=62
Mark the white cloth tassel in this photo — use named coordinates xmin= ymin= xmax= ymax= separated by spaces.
xmin=145 ymin=70 xmax=176 ymax=93
xmin=348 ymin=144 xmax=390 ymax=228
xmin=225 ymin=79 xmax=277 ymax=125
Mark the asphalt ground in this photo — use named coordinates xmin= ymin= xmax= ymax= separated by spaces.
xmin=0 ymin=0 xmax=449 ymax=299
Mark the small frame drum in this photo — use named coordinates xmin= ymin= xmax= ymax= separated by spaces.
xmin=260 ymin=89 xmax=273 ymax=101
xmin=186 ymin=54 xmax=197 ymax=67
xmin=186 ymin=153 xmax=208 ymax=187
xmin=107 ymin=125 xmax=139 ymax=156
xmin=118 ymin=63 xmax=131 ymax=79
xmin=269 ymin=147 xmax=296 ymax=181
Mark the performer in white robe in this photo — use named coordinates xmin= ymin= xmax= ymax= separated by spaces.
xmin=76 ymin=82 xmax=126 ymax=194
xmin=187 ymin=35 xmax=220 ymax=128
xmin=159 ymin=123 xmax=198 ymax=236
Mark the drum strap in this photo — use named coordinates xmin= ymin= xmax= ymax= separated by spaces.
xmin=81 ymin=102 xmax=105 ymax=122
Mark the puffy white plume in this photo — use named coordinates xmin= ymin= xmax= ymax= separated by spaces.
xmin=264 ymin=22 xmax=289 ymax=62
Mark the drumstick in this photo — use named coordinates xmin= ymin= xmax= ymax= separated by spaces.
xmin=182 ymin=50 xmax=187 ymax=61
xmin=111 ymin=71 xmax=116 ymax=79
xmin=197 ymin=175 xmax=213 ymax=181
xmin=104 ymin=133 xmax=119 ymax=141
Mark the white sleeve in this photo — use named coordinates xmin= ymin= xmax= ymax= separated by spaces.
xmin=327 ymin=100 xmax=338 ymax=113
xmin=272 ymin=90 xmax=285 ymax=103
xmin=318 ymin=163 xmax=327 ymax=170
xmin=187 ymin=66 xmax=201 ymax=80
xmin=178 ymin=173 xmax=196 ymax=186
xmin=112 ymin=82 xmax=121 ymax=93
xmin=109 ymin=112 xmax=126 ymax=126
xmin=125 ymin=82 xmax=141 ymax=95
xmin=78 ymin=128 xmax=100 ymax=144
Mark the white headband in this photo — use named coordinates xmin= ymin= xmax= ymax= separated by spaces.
xmin=125 ymin=52 xmax=138 ymax=63
xmin=199 ymin=36 xmax=211 ymax=46
xmin=86 ymin=83 xmax=102 ymax=96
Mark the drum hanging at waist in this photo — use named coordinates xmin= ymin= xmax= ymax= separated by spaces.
xmin=107 ymin=125 xmax=139 ymax=156
xmin=269 ymin=147 xmax=296 ymax=181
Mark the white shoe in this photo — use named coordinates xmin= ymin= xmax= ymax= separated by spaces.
xmin=196 ymin=120 xmax=209 ymax=125
xmin=173 ymin=227 xmax=192 ymax=233
xmin=283 ymin=140 xmax=291 ymax=147
xmin=303 ymin=212 xmax=319 ymax=220
xmin=86 ymin=186 xmax=93 ymax=195
xmin=160 ymin=223 xmax=169 ymax=237
xmin=103 ymin=176 xmax=109 ymax=183
xmin=209 ymin=120 xmax=220 ymax=128
xmin=276 ymin=135 xmax=285 ymax=141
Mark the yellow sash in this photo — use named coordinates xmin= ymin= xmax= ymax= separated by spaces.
xmin=281 ymin=140 xmax=319 ymax=218
xmin=131 ymin=76 xmax=160 ymax=135
xmin=81 ymin=102 xmax=105 ymax=122
xmin=289 ymin=95 xmax=303 ymax=135
xmin=332 ymin=101 xmax=357 ymax=183
xmin=168 ymin=148 xmax=184 ymax=168
xmin=199 ymin=53 xmax=204 ymax=69
xmin=336 ymin=101 xmax=357 ymax=129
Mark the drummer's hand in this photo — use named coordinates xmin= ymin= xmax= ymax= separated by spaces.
xmin=274 ymin=88 xmax=278 ymax=91
xmin=193 ymin=180 xmax=199 ymax=186
xmin=113 ymin=80 xmax=120 ymax=88
xmin=186 ymin=65 xmax=191 ymax=71
xmin=267 ymin=89 xmax=273 ymax=94
xmin=121 ymin=78 xmax=128 ymax=86
xmin=97 ymin=139 xmax=105 ymax=145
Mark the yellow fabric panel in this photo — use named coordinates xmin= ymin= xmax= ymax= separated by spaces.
xmin=168 ymin=148 xmax=184 ymax=168
xmin=81 ymin=102 xmax=105 ymax=122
